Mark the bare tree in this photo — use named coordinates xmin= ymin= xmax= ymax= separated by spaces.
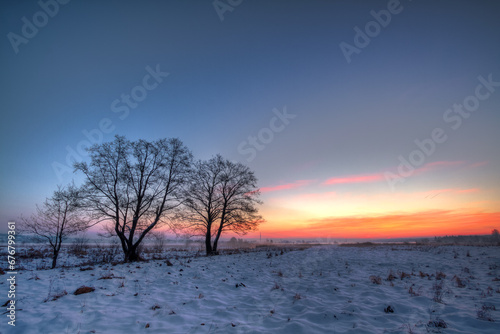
xmin=212 ymin=159 xmax=262 ymax=253
xmin=178 ymin=155 xmax=262 ymax=255
xmin=75 ymin=136 xmax=192 ymax=262
xmin=21 ymin=184 xmax=92 ymax=268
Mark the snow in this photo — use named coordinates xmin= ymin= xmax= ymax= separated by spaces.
xmin=2 ymin=245 xmax=500 ymax=333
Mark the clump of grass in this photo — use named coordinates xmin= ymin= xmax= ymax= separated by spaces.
xmin=45 ymin=290 xmax=68 ymax=302
xmin=151 ymin=304 xmax=161 ymax=310
xmin=293 ymin=293 xmax=302 ymax=301
xmin=400 ymin=272 xmax=411 ymax=280
xmin=44 ymin=278 xmax=68 ymax=302
xmin=452 ymin=275 xmax=466 ymax=288
xmin=271 ymin=282 xmax=282 ymax=291
xmin=436 ymin=271 xmax=446 ymax=280
xmin=387 ymin=270 xmax=397 ymax=281
xmin=427 ymin=318 xmax=447 ymax=329
xmin=79 ymin=266 xmax=94 ymax=271
xmin=408 ymin=286 xmax=420 ymax=297
xmin=477 ymin=304 xmax=495 ymax=322
xmin=419 ymin=271 xmax=429 ymax=278
xmin=482 ymin=286 xmax=494 ymax=297
xmin=98 ymin=273 xmax=114 ymax=280
xmin=370 ymin=275 xmax=382 ymax=285
xmin=432 ymin=281 xmax=446 ymax=303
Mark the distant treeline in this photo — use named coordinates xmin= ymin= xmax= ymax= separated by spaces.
xmin=421 ymin=233 xmax=500 ymax=246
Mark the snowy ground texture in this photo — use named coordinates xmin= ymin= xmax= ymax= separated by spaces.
xmin=2 ymin=245 xmax=500 ymax=333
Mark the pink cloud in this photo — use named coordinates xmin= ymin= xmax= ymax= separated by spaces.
xmin=260 ymin=179 xmax=315 ymax=193
xmin=324 ymin=173 xmax=384 ymax=185
xmin=414 ymin=161 xmax=465 ymax=175
xmin=424 ymin=188 xmax=480 ymax=198
xmin=469 ymin=161 xmax=488 ymax=168
xmin=322 ymin=160 xmax=469 ymax=187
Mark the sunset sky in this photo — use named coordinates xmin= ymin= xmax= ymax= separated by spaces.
xmin=1 ymin=0 xmax=499 ymax=238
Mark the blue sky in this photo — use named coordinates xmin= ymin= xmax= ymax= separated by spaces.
xmin=1 ymin=0 xmax=499 ymax=237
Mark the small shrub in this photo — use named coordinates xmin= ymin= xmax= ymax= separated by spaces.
xmin=452 ymin=275 xmax=466 ymax=288
xmin=477 ymin=304 xmax=495 ymax=322
xmin=408 ymin=286 xmax=420 ymax=297
xmin=419 ymin=271 xmax=429 ymax=278
xmin=432 ymin=281 xmax=446 ymax=303
xmin=400 ymin=272 xmax=411 ymax=280
xmin=427 ymin=319 xmax=447 ymax=329
xmin=436 ymin=271 xmax=446 ymax=280
xmin=384 ymin=305 xmax=394 ymax=313
xmin=45 ymin=290 xmax=68 ymax=302
xmin=370 ymin=275 xmax=382 ymax=285
xmin=69 ymin=236 xmax=89 ymax=256
xmin=80 ymin=266 xmax=94 ymax=271
xmin=98 ymin=273 xmax=114 ymax=280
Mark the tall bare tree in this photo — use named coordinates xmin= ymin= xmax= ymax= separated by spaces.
xmin=75 ymin=136 xmax=192 ymax=261
xmin=212 ymin=159 xmax=262 ymax=253
xmin=21 ymin=184 xmax=92 ymax=268
xmin=178 ymin=155 xmax=262 ymax=255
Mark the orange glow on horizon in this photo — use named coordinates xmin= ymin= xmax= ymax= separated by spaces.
xmin=248 ymin=210 xmax=500 ymax=240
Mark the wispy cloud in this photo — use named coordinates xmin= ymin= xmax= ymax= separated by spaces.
xmin=324 ymin=160 xmax=469 ymax=187
xmin=324 ymin=173 xmax=384 ymax=185
xmin=468 ymin=161 xmax=488 ymax=169
xmin=413 ymin=160 xmax=465 ymax=175
xmin=259 ymin=179 xmax=316 ymax=193
xmin=424 ymin=188 xmax=479 ymax=198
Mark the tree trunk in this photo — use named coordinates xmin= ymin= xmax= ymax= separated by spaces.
xmin=205 ymin=230 xmax=213 ymax=256
xmin=212 ymin=238 xmax=219 ymax=254
xmin=51 ymin=250 xmax=59 ymax=269
xmin=125 ymin=244 xmax=139 ymax=262
xmin=212 ymin=205 xmax=226 ymax=255
xmin=212 ymin=230 xmax=222 ymax=254
xmin=212 ymin=221 xmax=225 ymax=255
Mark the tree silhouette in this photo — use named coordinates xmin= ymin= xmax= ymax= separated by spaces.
xmin=75 ymin=136 xmax=192 ymax=261
xmin=21 ymin=184 xmax=92 ymax=268
xmin=177 ymin=155 xmax=262 ymax=255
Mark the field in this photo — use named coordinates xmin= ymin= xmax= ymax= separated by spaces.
xmin=1 ymin=244 xmax=500 ymax=333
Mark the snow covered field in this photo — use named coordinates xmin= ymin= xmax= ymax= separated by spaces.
xmin=2 ymin=245 xmax=500 ymax=333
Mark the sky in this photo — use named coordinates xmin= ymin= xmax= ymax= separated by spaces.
xmin=1 ymin=0 xmax=499 ymax=239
